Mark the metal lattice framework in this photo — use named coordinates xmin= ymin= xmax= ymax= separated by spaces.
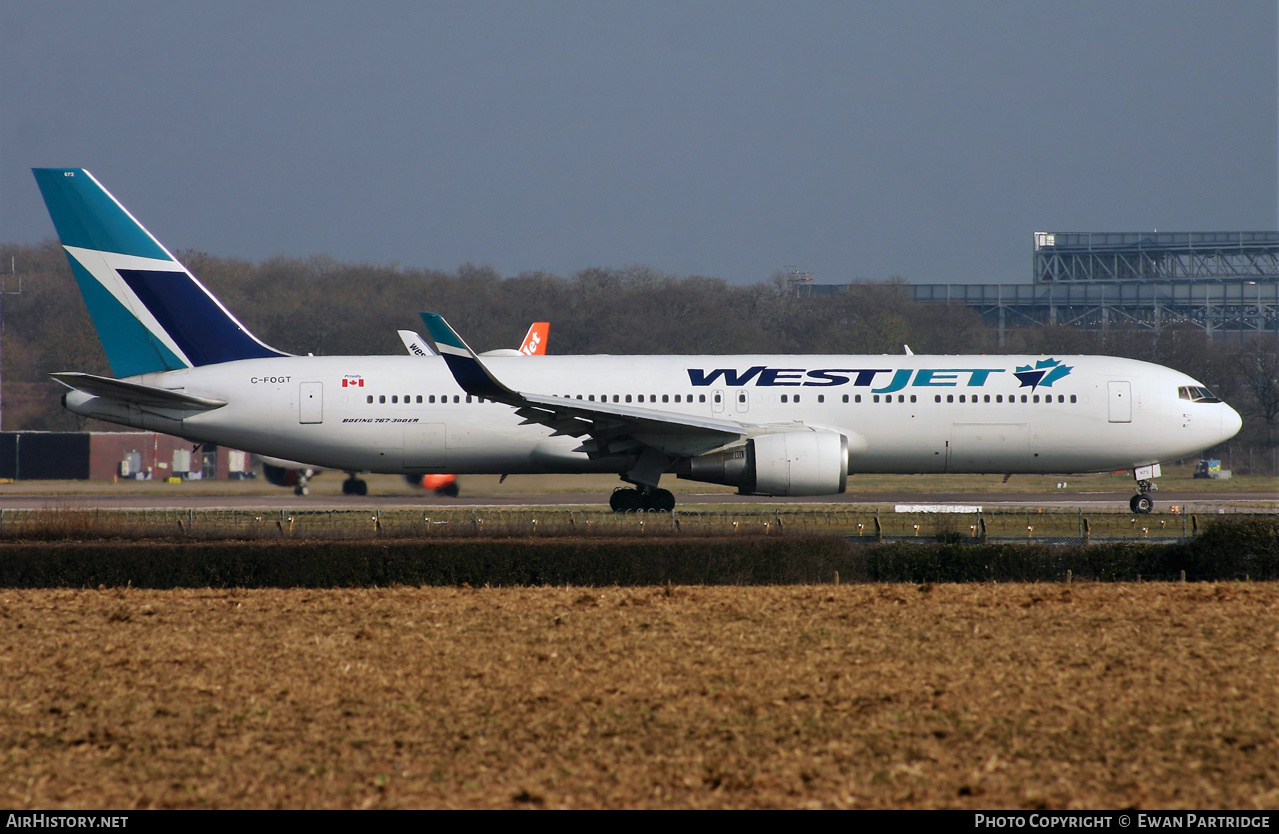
xmin=1033 ymin=231 xmax=1279 ymax=283
xmin=908 ymin=281 xmax=1278 ymax=345
xmin=805 ymin=231 xmax=1279 ymax=345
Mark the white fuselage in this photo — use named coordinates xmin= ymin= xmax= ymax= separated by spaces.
xmin=63 ymin=353 xmax=1242 ymax=482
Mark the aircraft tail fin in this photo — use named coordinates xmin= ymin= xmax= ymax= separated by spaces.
xmin=398 ymin=329 xmax=437 ymax=357
xmin=32 ymin=168 xmax=287 ymax=378
xmin=519 ymin=322 xmax=549 ymax=355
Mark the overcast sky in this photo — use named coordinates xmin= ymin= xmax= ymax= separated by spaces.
xmin=3 ymin=1 xmax=1276 ymax=285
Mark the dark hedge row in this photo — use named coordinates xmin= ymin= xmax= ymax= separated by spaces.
xmin=0 ymin=520 xmax=1274 ymax=588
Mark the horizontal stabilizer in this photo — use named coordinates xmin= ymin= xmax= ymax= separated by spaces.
xmin=51 ymin=372 xmax=227 ymax=411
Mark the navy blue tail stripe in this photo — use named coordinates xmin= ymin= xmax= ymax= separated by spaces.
xmin=118 ymin=270 xmax=284 ymax=366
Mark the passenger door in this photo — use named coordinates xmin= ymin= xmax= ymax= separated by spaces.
xmin=299 ymin=382 xmax=323 ymax=424
xmin=1107 ymin=381 xmax=1131 ymax=423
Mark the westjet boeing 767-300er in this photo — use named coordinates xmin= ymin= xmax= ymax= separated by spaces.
xmin=34 ymin=168 xmax=1242 ymax=513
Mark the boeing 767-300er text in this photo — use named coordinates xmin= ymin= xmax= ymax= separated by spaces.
xmin=34 ymin=169 xmax=1242 ymax=513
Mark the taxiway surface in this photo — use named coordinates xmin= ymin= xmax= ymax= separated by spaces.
xmin=1 ymin=490 xmax=1273 ymax=514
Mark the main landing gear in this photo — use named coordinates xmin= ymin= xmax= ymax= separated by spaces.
xmin=609 ymin=486 xmax=676 ymax=513
xmin=342 ymin=474 xmax=368 ymax=496
xmin=611 ymin=449 xmax=675 ymax=512
xmin=291 ymin=469 xmax=314 ymax=496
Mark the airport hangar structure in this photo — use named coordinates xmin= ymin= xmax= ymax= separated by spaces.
xmin=804 ymin=231 xmax=1279 ymax=346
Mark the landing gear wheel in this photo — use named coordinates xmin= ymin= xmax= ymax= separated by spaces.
xmin=342 ymin=477 xmax=368 ymax=496
xmin=1130 ymin=494 xmax=1153 ymax=514
xmin=642 ymin=488 xmax=676 ymax=513
xmin=609 ymin=487 xmax=643 ymax=512
xmin=437 ymin=483 xmax=459 ymax=498
xmin=294 ymin=485 xmax=309 ymax=496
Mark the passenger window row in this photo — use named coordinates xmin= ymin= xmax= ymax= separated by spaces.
xmin=931 ymin=393 xmax=1076 ymax=404
xmin=367 ymin=394 xmax=485 ymax=404
xmin=364 ymin=391 xmax=1077 ymax=406
xmin=552 ymin=393 xmax=707 ymax=404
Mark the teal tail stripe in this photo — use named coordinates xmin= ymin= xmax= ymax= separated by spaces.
xmin=33 ymin=169 xmax=169 ymax=260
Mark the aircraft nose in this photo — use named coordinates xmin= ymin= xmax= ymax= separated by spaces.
xmin=1221 ymin=403 xmax=1243 ymax=442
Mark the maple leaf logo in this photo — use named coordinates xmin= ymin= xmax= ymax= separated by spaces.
xmin=1014 ymin=357 xmax=1072 ymax=391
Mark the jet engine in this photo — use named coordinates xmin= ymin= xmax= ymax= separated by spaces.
xmin=676 ymin=430 xmax=848 ymax=496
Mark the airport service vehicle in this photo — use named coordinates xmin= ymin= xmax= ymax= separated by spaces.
xmin=34 ymin=168 xmax=1242 ymax=513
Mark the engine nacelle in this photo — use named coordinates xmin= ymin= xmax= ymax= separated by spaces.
xmin=676 ymin=430 xmax=848 ymax=496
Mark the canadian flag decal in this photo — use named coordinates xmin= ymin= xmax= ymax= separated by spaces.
xmin=342 ymin=375 xmax=365 ymax=388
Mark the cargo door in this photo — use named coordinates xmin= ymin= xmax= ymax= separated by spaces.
xmin=404 ymin=423 xmax=447 ymax=470
xmin=947 ymin=423 xmax=1029 ymax=473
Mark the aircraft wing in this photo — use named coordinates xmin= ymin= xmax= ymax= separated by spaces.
xmin=51 ymin=372 xmax=228 ymax=411
xmin=420 ymin=313 xmax=745 ymax=459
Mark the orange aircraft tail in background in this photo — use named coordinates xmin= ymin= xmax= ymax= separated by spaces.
xmin=518 ymin=322 xmax=549 ymax=356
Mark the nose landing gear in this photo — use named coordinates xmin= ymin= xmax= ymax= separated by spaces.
xmin=1128 ymin=464 xmax=1161 ymax=514
xmin=1129 ymin=492 xmax=1154 ymax=514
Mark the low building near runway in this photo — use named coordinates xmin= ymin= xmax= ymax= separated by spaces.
xmin=0 ymin=431 xmax=252 ymax=481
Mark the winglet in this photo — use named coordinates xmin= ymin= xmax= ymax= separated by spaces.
xmin=419 ymin=313 xmax=517 ymax=401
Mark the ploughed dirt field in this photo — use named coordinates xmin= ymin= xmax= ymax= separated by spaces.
xmin=1 ymin=584 xmax=1276 ymax=809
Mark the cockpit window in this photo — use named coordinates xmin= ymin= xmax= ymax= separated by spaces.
xmin=1178 ymin=386 xmax=1222 ymax=404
